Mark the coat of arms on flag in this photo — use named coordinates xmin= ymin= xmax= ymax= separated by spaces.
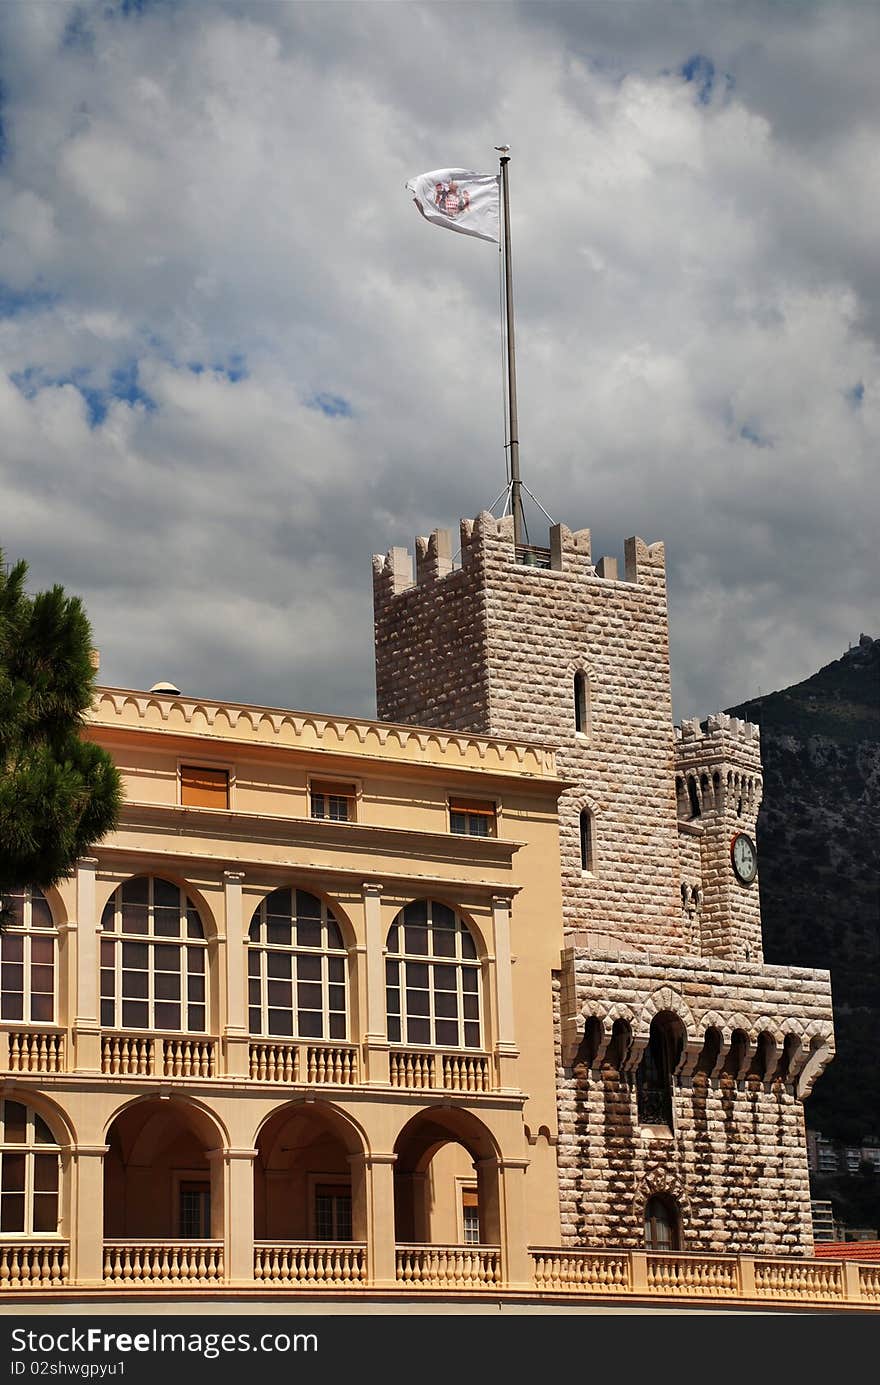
xmin=405 ymin=167 xmax=500 ymax=243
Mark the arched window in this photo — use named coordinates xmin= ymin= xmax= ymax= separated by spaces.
xmin=0 ymin=888 xmax=56 ymax=1024
xmin=580 ymin=809 xmax=594 ymax=873
xmin=248 ymin=888 xmax=347 ymax=1040
xmin=0 ymin=1100 xmax=60 ymax=1234
xmin=385 ymin=900 xmax=481 ymax=1049
xmin=636 ymin=1013 xmax=684 ymax=1127
xmin=574 ymin=671 xmax=590 ymax=735
xmin=100 ymin=877 xmax=207 ymax=1033
xmin=644 ymin=1194 xmax=680 ymax=1252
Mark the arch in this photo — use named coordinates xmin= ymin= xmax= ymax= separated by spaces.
xmin=101 ymin=1092 xmax=229 ymax=1149
xmin=99 ymin=876 xmax=210 ymax=1035
xmin=385 ymin=899 xmax=484 ymax=1051
xmin=254 ymin=1099 xmax=368 ymax=1244
xmin=636 ymin=1011 xmax=686 ymax=1127
xmin=247 ymin=886 xmax=350 ymax=1042
xmin=393 ymin=1107 xmax=503 ymax=1248
xmin=252 ymin=1098 xmax=368 ymax=1163
xmin=246 ymin=882 xmax=357 ymax=951
xmin=573 ymin=1015 xmax=603 ymax=1072
xmin=103 ymin=1095 xmax=229 ymax=1242
xmin=695 ymin=1025 xmax=723 ymax=1078
xmin=97 ymin=872 xmax=219 ymax=941
xmin=643 ymin=1192 xmax=682 ymax=1252
xmin=0 ymin=884 xmax=59 ymax=1025
xmin=0 ymin=1095 xmax=64 ymax=1236
xmin=638 ymin=988 xmax=696 ymax=1041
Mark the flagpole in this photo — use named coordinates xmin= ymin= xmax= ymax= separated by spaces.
xmin=498 ymin=148 xmax=525 ymax=547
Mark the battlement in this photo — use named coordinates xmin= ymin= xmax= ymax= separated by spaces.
xmin=675 ymin=711 xmax=760 ymax=746
xmin=372 ymin=511 xmax=666 ymax=601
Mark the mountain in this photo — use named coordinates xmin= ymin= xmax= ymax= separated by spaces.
xmin=726 ymin=635 xmax=880 ymax=1230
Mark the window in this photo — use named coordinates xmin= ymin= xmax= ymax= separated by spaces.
xmin=100 ymin=877 xmax=207 ymax=1032
xmin=248 ymin=888 xmax=347 ymax=1040
xmin=579 ymin=809 xmax=594 ymax=873
xmin=310 ymin=781 xmax=356 ymax=823
xmin=385 ymin=900 xmax=481 ymax=1049
xmin=574 ymin=671 xmax=590 ymax=735
xmin=180 ymin=766 xmax=229 ymax=809
xmin=461 ymin=1187 xmax=480 ymax=1245
xmin=636 ymin=1013 xmax=684 ymax=1128
xmin=178 ymin=1180 xmax=211 ymax=1239
xmin=0 ymin=887 xmax=56 ymax=1024
xmin=0 ymin=1100 xmax=60 ymax=1235
xmin=644 ymin=1195 xmax=680 ymax=1252
xmin=687 ymin=776 xmax=701 ymax=819
xmin=449 ymin=799 xmax=496 ymax=837
xmin=314 ymin=1185 xmax=352 ymax=1241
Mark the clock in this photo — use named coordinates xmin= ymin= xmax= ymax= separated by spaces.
xmin=731 ymin=832 xmax=758 ymax=884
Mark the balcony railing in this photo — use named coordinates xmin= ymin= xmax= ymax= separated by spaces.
xmin=0 ymin=1242 xmax=69 ymax=1289
xmin=254 ymin=1242 xmax=367 ymax=1286
xmin=103 ymin=1241 xmax=224 ymax=1285
xmin=101 ymin=1034 xmax=216 ymax=1079
xmin=396 ymin=1244 xmax=502 ymax=1289
xmin=2 ymin=1029 xmax=65 ymax=1074
xmin=389 ymin=1049 xmax=491 ymax=1093
xmin=248 ymin=1042 xmax=359 ymax=1085
xmin=1 ymin=1243 xmax=877 ymax=1304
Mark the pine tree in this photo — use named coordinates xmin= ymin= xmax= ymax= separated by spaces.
xmin=0 ymin=548 xmax=122 ymax=903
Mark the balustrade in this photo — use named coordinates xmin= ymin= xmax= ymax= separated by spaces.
xmin=5 ymin=1030 xmax=65 ymax=1074
xmin=0 ymin=1243 xmax=69 ymax=1289
xmin=389 ymin=1049 xmax=490 ymax=1093
xmin=254 ymin=1243 xmax=366 ymax=1286
xmin=753 ymin=1257 xmax=844 ymax=1301
xmin=103 ymin=1241 xmax=224 ymax=1285
xmin=396 ymin=1244 xmax=501 ymax=1288
xmin=532 ymin=1248 xmax=629 ymax=1292
xmin=646 ymin=1252 xmax=738 ymax=1295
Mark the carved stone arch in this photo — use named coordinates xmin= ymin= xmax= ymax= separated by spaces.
xmin=797 ymin=1032 xmax=836 ymax=1101
xmin=637 ymin=988 xmax=696 ymax=1042
xmin=633 ymin=1168 xmax=690 ymax=1231
xmin=698 ymin=1009 xmax=728 ymax=1041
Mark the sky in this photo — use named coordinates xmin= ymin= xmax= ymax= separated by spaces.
xmin=0 ymin=0 xmax=877 ymax=726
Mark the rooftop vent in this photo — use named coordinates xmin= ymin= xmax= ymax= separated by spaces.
xmin=149 ymin=680 xmax=181 ymax=696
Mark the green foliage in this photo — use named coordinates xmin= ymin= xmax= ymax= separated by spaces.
xmin=0 ymin=548 xmax=122 ymax=898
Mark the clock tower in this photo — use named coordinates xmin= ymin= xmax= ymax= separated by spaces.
xmin=674 ymin=712 xmax=764 ymax=962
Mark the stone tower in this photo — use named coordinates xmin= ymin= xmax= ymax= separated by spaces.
xmin=373 ymin=508 xmax=835 ymax=1258
xmin=373 ymin=511 xmax=684 ymax=954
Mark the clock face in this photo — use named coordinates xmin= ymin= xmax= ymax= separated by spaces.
xmin=731 ymin=832 xmax=758 ymax=884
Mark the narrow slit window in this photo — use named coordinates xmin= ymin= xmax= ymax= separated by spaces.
xmin=574 ymin=672 xmax=590 ymax=735
xmin=310 ymin=781 xmax=357 ymax=823
xmin=449 ymin=799 xmax=496 ymax=838
xmin=580 ymin=809 xmax=594 ymax=873
xmin=181 ymin=766 xmax=229 ymax=809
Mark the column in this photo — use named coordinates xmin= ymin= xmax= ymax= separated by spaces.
xmin=222 ymin=871 xmax=249 ymax=1077
xmin=491 ymin=895 xmax=519 ymax=1092
xmin=70 ymin=1145 xmax=107 ymax=1285
xmin=358 ymin=1152 xmax=397 ymax=1286
xmin=480 ymin=1155 xmax=532 ymax=1288
xmin=73 ymin=858 xmax=101 ymax=1072
xmin=213 ymin=1147 xmax=257 ymax=1285
xmin=361 ymin=882 xmax=389 ymax=1083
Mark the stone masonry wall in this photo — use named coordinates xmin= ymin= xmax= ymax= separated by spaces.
xmin=374 ymin=512 xmax=685 ymax=953
xmin=555 ymin=949 xmax=834 ymax=1255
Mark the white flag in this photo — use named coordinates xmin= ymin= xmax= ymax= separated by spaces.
xmin=405 ymin=168 xmax=500 ymax=243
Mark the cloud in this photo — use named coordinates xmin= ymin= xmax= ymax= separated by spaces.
xmin=0 ymin=0 xmax=876 ymax=727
